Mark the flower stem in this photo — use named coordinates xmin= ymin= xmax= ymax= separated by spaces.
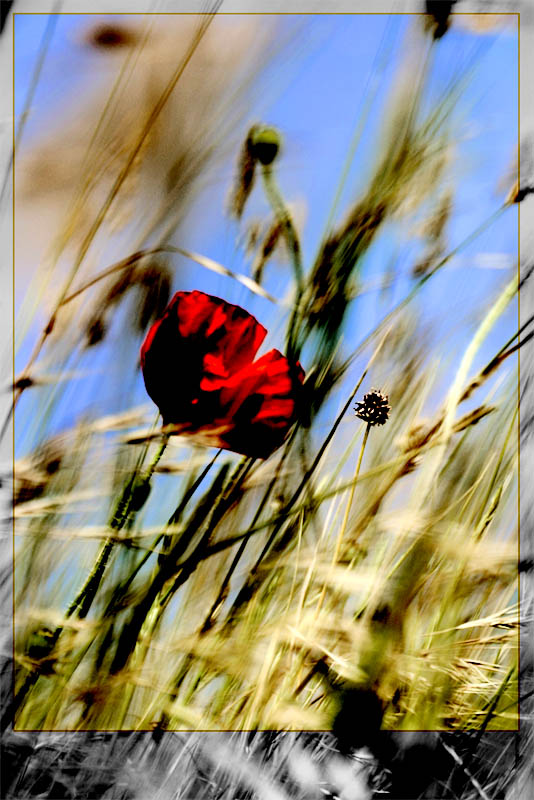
xmin=5 ymin=435 xmax=168 ymax=730
xmin=109 ymin=456 xmax=254 ymax=681
xmin=201 ymin=447 xmax=290 ymax=634
xmin=65 ymin=434 xmax=169 ymax=621
xmin=261 ymin=166 xmax=303 ymax=289
xmin=103 ymin=448 xmax=222 ymax=619
xmin=260 ymin=165 xmax=304 ymax=358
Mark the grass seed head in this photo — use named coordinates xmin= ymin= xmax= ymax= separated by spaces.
xmin=229 ymin=132 xmax=258 ymax=219
xmin=83 ymin=261 xmax=171 ymax=347
xmin=83 ymin=22 xmax=141 ymax=50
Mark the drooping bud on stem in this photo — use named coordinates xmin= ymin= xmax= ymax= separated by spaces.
xmin=228 ymin=124 xmax=282 ymax=219
xmin=249 ymin=124 xmax=281 ymax=166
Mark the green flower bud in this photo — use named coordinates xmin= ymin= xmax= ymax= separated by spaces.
xmin=249 ymin=125 xmax=281 ymax=166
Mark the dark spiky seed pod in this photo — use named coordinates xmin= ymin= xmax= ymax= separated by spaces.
xmin=249 ymin=125 xmax=281 ymax=166
xmin=354 ymin=389 xmax=390 ymax=426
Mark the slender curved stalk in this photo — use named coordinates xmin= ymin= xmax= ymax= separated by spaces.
xmin=5 ymin=436 xmax=168 ymax=731
xmin=201 ymin=446 xmax=290 ymax=634
xmin=315 ymin=422 xmax=371 ymax=617
xmin=108 ymin=457 xmax=254 ymax=680
xmin=260 ymin=165 xmax=304 ymax=359
xmin=65 ymin=435 xmax=169 ymax=621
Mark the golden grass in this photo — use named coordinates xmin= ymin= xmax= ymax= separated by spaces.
xmin=7 ymin=10 xmax=521 ymax=750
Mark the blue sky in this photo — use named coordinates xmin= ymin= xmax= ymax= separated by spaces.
xmin=14 ymin=12 xmax=518 ymax=453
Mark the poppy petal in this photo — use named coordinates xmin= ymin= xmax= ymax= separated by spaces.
xmin=176 ymin=291 xmax=267 ymax=374
xmin=216 ymin=350 xmax=304 ymax=457
xmin=140 ymin=291 xmax=304 ymax=458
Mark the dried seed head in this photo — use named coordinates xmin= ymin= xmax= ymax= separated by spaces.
xmin=412 ymin=241 xmax=443 ymax=279
xmin=397 ymin=418 xmax=436 ymax=473
xmin=243 ymin=219 xmax=263 ymax=254
xmin=72 ymin=683 xmax=109 ymax=708
xmin=14 ymin=435 xmax=67 ymax=505
xmin=84 ymin=23 xmax=141 ymax=50
xmin=12 ymin=375 xmax=35 ymax=391
xmin=423 ymin=1 xmax=457 ymax=40
xmin=37 ymin=437 xmax=65 ymax=476
xmin=84 ymin=261 xmax=172 ymax=347
xmin=228 ymin=132 xmax=258 ymax=220
xmin=249 ymin=125 xmax=281 ymax=166
xmin=354 ymin=389 xmax=390 ymax=426
xmin=400 ymin=419 xmax=435 ymax=452
xmin=135 ymin=263 xmax=172 ymax=332
xmin=85 ymin=316 xmax=107 ymax=347
xmin=150 ymin=718 xmax=168 ymax=744
xmin=423 ymin=189 xmax=453 ymax=243
xmin=260 ymin=218 xmax=284 ymax=260
xmin=252 ymin=217 xmax=284 ymax=285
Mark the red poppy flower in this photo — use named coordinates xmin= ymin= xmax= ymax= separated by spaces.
xmin=140 ymin=291 xmax=304 ymax=458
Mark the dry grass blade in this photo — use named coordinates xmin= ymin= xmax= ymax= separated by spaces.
xmin=61 ymin=245 xmax=281 ymax=312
